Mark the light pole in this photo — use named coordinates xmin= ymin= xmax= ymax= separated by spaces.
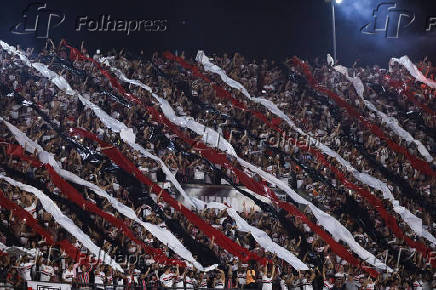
xmin=331 ymin=0 xmax=342 ymax=63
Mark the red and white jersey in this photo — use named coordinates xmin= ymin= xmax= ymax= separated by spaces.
xmin=62 ymin=268 xmax=75 ymax=283
xmin=40 ymin=264 xmax=54 ymax=282
xmin=160 ymin=273 xmax=174 ymax=288
xmin=199 ymin=278 xmax=208 ymax=288
xmin=19 ymin=262 xmax=34 ymax=281
xmin=126 ymin=272 xmax=139 ymax=285
xmin=185 ymin=276 xmax=195 ymax=289
xmin=262 ymin=274 xmax=273 ymax=290
xmin=95 ymin=271 xmax=106 ymax=286
xmin=238 ymin=272 xmax=246 ymax=285
xmin=174 ymin=275 xmax=184 ymax=288
xmin=215 ymin=279 xmax=225 ymax=289
xmin=323 ymin=280 xmax=333 ymax=290
xmin=413 ymin=280 xmax=423 ymax=290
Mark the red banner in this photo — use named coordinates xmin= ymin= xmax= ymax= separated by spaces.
xmin=385 ymin=76 xmax=436 ymax=116
xmin=0 ymin=189 xmax=85 ymax=264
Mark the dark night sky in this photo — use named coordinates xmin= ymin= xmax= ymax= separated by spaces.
xmin=0 ymin=0 xmax=435 ymax=66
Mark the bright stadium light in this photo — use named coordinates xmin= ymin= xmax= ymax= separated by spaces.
xmin=330 ymin=0 xmax=343 ymax=63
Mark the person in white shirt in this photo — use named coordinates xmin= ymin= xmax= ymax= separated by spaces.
xmin=261 ymin=262 xmax=275 ymax=290
xmin=113 ymin=270 xmax=124 ymax=290
xmin=185 ymin=271 xmax=196 ymax=289
xmin=173 ymin=264 xmax=185 ymax=288
xmin=198 ymin=272 xmax=208 ymax=289
xmin=300 ymin=271 xmax=315 ymax=290
xmin=17 ymin=256 xmax=34 ymax=281
xmin=237 ymin=269 xmax=246 ymax=288
xmin=62 ymin=263 xmax=76 ymax=283
xmin=213 ymin=269 xmax=225 ymax=289
xmin=94 ymin=265 xmax=106 ymax=289
xmin=362 ymin=277 xmax=376 ymax=290
xmin=106 ymin=270 xmax=114 ymax=289
xmin=412 ymin=275 xmax=423 ymax=290
xmin=322 ymin=268 xmax=334 ymax=290
xmin=159 ymin=266 xmax=174 ymax=288
xmin=279 ymin=274 xmax=288 ymax=290
xmin=40 ymin=260 xmax=55 ymax=282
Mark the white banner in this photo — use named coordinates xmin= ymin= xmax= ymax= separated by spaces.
xmin=27 ymin=281 xmax=71 ymax=290
xmin=0 ymin=242 xmax=37 ymax=257
xmin=204 ymin=203 xmax=308 ymax=270
xmin=389 ymin=55 xmax=436 ymax=89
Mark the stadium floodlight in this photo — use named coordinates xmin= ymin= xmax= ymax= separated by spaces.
xmin=330 ymin=0 xmax=343 ymax=63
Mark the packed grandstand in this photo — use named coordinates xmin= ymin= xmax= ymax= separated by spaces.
xmin=0 ymin=40 xmax=434 ymax=289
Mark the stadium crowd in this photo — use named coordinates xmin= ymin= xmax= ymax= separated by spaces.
xmin=0 ymin=41 xmax=434 ymax=289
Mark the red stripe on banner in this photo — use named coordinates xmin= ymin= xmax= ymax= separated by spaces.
xmin=163 ymin=52 xmax=435 ymax=270
xmin=385 ymin=76 xmax=436 ymax=116
xmin=293 ymin=141 xmax=435 ymax=267
xmin=70 ymin=127 xmax=266 ymax=265
xmin=61 ymin=41 xmax=267 ymax=264
xmin=0 ymin=189 xmax=54 ymax=244
xmin=3 ymin=144 xmax=181 ymax=266
xmin=75 ymin=121 xmax=379 ymax=276
xmin=45 ymin=165 xmax=183 ymax=266
xmin=61 ymin=43 xmax=380 ymax=275
xmin=292 ymin=57 xmax=436 ymax=178
xmin=0 ymin=188 xmax=85 ymax=264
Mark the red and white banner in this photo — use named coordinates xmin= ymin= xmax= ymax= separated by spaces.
xmin=71 ymin=127 xmax=267 ymax=265
xmin=293 ymin=56 xmax=436 ymax=178
xmin=195 ymin=51 xmax=436 ymax=253
xmin=97 ymin=52 xmax=381 ymax=274
xmin=0 ymin=41 xmax=214 ymax=271
xmin=332 ymin=62 xmax=433 ymax=162
xmin=389 ymin=55 xmax=436 ymax=89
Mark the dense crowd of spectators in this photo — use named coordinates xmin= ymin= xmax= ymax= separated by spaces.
xmin=0 ymin=41 xmax=434 ymax=289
